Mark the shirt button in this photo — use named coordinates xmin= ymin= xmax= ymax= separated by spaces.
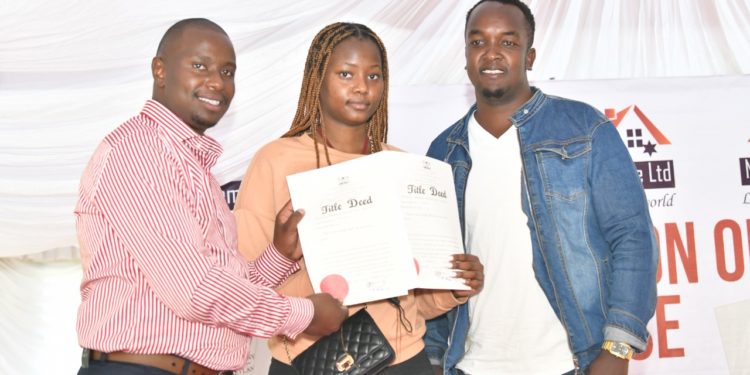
xmin=523 ymin=109 xmax=529 ymax=114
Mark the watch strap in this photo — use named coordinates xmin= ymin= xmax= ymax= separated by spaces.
xmin=602 ymin=340 xmax=635 ymax=360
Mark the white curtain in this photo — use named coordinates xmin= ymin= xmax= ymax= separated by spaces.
xmin=1 ymin=1 xmax=749 ymax=374
xmin=2 ymin=0 xmax=749 ymax=258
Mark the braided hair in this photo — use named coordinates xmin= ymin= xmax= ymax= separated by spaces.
xmin=282 ymin=22 xmax=389 ymax=167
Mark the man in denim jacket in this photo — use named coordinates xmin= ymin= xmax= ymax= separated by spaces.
xmin=424 ymin=1 xmax=658 ymax=374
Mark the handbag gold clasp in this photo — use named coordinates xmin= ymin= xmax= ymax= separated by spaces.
xmin=335 ymin=352 xmax=354 ymax=371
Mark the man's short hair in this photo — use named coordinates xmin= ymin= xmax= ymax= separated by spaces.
xmin=465 ymin=0 xmax=536 ymax=47
xmin=156 ymin=18 xmax=228 ymax=56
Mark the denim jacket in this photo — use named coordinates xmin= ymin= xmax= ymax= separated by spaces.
xmin=424 ymin=88 xmax=658 ymax=373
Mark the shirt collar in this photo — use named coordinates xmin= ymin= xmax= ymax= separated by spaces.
xmin=141 ymin=100 xmax=223 ymax=168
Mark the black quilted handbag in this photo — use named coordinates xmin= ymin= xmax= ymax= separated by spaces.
xmin=289 ymin=308 xmax=395 ymax=375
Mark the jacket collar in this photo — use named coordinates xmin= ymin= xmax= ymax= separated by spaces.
xmin=510 ymin=87 xmax=545 ymax=128
xmin=446 ymin=87 xmax=546 ymax=146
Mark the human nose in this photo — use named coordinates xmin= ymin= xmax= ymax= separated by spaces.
xmin=485 ymin=43 xmax=502 ymax=60
xmin=206 ymin=69 xmax=225 ymax=90
xmin=352 ymin=74 xmax=368 ymax=95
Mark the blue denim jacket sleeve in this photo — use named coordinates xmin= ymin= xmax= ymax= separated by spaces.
xmin=424 ymin=138 xmax=452 ymax=365
xmin=424 ymin=314 xmax=451 ymax=365
xmin=590 ymin=122 xmax=659 ymax=351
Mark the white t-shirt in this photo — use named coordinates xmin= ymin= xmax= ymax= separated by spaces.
xmin=457 ymin=113 xmax=572 ymax=375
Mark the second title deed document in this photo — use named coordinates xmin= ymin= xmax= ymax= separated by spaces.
xmin=286 ymin=151 xmax=469 ymax=306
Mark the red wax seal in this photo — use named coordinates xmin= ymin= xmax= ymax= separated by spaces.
xmin=320 ymin=274 xmax=349 ymax=301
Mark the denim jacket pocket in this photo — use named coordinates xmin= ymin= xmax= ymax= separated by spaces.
xmin=532 ymin=139 xmax=591 ymax=201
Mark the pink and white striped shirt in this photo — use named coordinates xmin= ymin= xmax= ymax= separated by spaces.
xmin=75 ymin=100 xmax=313 ymax=371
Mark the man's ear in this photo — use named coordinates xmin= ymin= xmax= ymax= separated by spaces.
xmin=526 ymin=47 xmax=536 ymax=71
xmin=152 ymin=57 xmax=166 ymax=87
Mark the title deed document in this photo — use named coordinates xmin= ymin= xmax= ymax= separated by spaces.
xmin=286 ymin=151 xmax=469 ymax=306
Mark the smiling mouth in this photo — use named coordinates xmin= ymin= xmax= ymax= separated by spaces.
xmin=198 ymin=96 xmax=222 ymax=107
xmin=480 ymin=68 xmax=506 ymax=75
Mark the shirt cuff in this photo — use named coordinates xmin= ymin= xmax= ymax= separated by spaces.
xmin=255 ymin=243 xmax=301 ymax=282
xmin=276 ymin=296 xmax=314 ymax=340
xmin=433 ymin=290 xmax=466 ymax=311
xmin=604 ymin=325 xmax=648 ymax=352
xmin=451 ymin=292 xmax=469 ymax=305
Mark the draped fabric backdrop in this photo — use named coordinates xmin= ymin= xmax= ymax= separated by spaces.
xmin=1 ymin=1 xmax=749 ymax=374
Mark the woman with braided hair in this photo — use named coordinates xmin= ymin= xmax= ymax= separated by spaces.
xmin=235 ymin=22 xmax=482 ymax=375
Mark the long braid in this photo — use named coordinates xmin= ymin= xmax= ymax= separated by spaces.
xmin=283 ymin=22 xmax=389 ymax=167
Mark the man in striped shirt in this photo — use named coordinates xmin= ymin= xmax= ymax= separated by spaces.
xmin=75 ymin=18 xmax=348 ymax=375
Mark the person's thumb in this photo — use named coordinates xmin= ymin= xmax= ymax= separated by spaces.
xmin=276 ymin=200 xmax=294 ymax=224
xmin=285 ymin=208 xmax=305 ymax=228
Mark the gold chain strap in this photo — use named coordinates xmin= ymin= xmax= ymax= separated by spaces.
xmin=283 ymin=328 xmax=355 ymax=372
xmin=282 ymin=335 xmax=293 ymax=364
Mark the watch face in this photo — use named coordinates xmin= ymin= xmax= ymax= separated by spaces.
xmin=612 ymin=344 xmax=629 ymax=356
xmin=608 ymin=342 xmax=634 ymax=359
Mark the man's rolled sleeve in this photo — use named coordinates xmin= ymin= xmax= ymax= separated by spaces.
xmin=604 ymin=324 xmax=648 ymax=352
xmin=276 ymin=297 xmax=314 ymax=340
xmin=250 ymin=243 xmax=301 ymax=288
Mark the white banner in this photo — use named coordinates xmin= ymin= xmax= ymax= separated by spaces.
xmin=388 ymin=75 xmax=750 ymax=374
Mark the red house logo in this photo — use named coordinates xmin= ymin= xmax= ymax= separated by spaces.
xmin=606 ymin=105 xmax=671 ymax=157
xmin=606 ymin=105 xmax=675 ymax=189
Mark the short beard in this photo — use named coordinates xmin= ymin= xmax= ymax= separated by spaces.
xmin=190 ymin=114 xmax=218 ymax=133
xmin=481 ymin=88 xmax=505 ymax=100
